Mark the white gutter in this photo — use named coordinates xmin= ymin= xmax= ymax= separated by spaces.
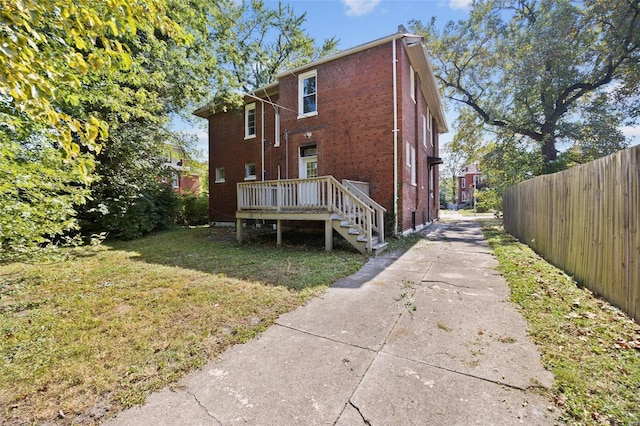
xmin=392 ymin=39 xmax=399 ymax=235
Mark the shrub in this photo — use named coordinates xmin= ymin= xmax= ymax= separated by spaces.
xmin=179 ymin=194 xmax=209 ymax=226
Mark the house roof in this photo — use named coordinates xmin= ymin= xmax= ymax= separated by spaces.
xmin=458 ymin=163 xmax=481 ymax=177
xmin=195 ymin=29 xmax=449 ymax=133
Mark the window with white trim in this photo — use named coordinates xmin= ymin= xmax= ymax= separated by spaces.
xmin=422 ymin=114 xmax=427 ymax=146
xmin=461 ymin=178 xmax=466 ymax=189
xmin=406 ymin=142 xmax=411 ymax=166
xmin=410 ymin=146 xmax=416 ymax=186
xmin=427 ymin=107 xmax=431 ymax=131
xmin=244 ymin=162 xmax=256 ymax=180
xmin=274 ymin=107 xmax=280 ymax=147
xmin=245 ymin=103 xmax=256 ymax=139
xmin=215 ymin=167 xmax=225 ymax=183
xmin=298 ymin=70 xmax=317 ymax=117
xmin=410 ymin=65 xmax=415 ymax=102
xmin=430 ymin=168 xmax=435 ymax=198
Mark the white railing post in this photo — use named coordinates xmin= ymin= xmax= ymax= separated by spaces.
xmin=366 ymin=210 xmax=373 ymax=254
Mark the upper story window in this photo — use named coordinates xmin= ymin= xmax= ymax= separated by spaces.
xmin=298 ymin=70 xmax=317 ymax=117
xmin=461 ymin=178 xmax=466 ymax=189
xmin=410 ymin=65 xmax=415 ymax=103
xmin=245 ymin=103 xmax=256 ymax=139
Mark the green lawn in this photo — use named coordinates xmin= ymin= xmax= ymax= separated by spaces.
xmin=483 ymin=221 xmax=640 ymax=425
xmin=0 ymin=227 xmax=367 ymax=424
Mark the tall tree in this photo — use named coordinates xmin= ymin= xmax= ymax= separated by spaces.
xmin=411 ymin=0 xmax=640 ymax=173
xmin=0 ymin=0 xmax=188 ymax=256
xmin=211 ymin=0 xmax=339 ymax=95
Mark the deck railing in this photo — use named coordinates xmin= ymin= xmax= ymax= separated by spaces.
xmin=342 ymin=180 xmax=386 ymax=243
xmin=238 ymin=176 xmax=380 ymax=246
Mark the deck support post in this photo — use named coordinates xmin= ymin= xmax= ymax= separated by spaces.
xmin=325 ymin=220 xmax=333 ymax=252
xmin=276 ymin=219 xmax=282 ymax=246
xmin=236 ymin=218 xmax=243 ymax=243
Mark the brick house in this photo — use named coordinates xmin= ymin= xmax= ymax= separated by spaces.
xmin=457 ymin=163 xmax=482 ymax=205
xmin=159 ymin=147 xmax=201 ymax=195
xmin=195 ymin=28 xmax=447 ymax=254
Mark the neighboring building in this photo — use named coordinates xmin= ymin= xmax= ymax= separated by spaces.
xmin=160 ymin=148 xmax=201 ymax=195
xmin=457 ymin=163 xmax=482 ymax=205
xmin=195 ymin=27 xmax=448 ymax=253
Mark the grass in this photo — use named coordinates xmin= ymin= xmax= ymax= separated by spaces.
xmin=0 ymin=227 xmax=367 ymax=425
xmin=482 ymin=220 xmax=640 ymax=425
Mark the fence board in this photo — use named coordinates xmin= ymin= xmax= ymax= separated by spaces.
xmin=503 ymin=145 xmax=640 ymax=323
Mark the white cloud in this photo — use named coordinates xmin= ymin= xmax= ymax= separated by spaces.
xmin=621 ymin=125 xmax=640 ymax=138
xmin=449 ymin=0 xmax=472 ymax=10
xmin=342 ymin=0 xmax=381 ymax=16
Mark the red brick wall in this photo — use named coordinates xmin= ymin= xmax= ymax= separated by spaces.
xmin=207 ymin=39 xmax=441 ymax=231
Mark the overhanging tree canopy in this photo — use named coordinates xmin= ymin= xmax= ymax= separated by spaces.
xmin=411 ymin=0 xmax=640 ymax=173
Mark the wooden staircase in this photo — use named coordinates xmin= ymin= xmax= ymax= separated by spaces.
xmin=332 ymin=215 xmax=388 ymax=255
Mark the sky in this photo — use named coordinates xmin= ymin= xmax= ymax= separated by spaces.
xmin=178 ymin=0 xmax=638 ymax=159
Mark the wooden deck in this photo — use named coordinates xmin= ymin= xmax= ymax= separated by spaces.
xmin=236 ymin=176 xmax=386 ymax=254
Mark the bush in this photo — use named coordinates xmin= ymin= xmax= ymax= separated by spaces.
xmin=179 ymin=194 xmax=209 ymax=226
xmin=79 ymin=183 xmax=182 ymax=240
xmin=475 ymin=188 xmax=502 ymax=212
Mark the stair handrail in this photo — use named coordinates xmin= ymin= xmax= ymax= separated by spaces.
xmin=342 ymin=180 xmax=386 ymax=243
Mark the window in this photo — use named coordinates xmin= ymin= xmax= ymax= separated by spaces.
xmin=244 ymin=163 xmax=256 ymax=180
xmin=215 ymin=167 xmax=225 ymax=183
xmin=427 ymin=107 xmax=431 ymax=131
xmin=430 ymin=168 xmax=435 ymax=198
xmin=274 ymin=107 xmax=280 ymax=147
xmin=406 ymin=142 xmax=411 ymax=166
xmin=245 ymin=103 xmax=256 ymax=139
xmin=410 ymin=65 xmax=415 ymax=102
xmin=461 ymin=178 xmax=466 ymax=189
xmin=410 ymin=146 xmax=416 ymax=186
xmin=171 ymin=172 xmax=179 ymax=189
xmin=298 ymin=70 xmax=317 ymax=117
xmin=422 ymin=115 xmax=427 ymax=146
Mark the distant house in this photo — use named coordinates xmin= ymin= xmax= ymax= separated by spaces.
xmin=195 ymin=27 xmax=448 ymax=254
xmin=457 ymin=163 xmax=482 ymax=205
xmin=160 ymin=147 xmax=201 ymax=195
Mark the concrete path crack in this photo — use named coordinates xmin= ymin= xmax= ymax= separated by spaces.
xmin=187 ymin=390 xmax=222 ymax=425
xmin=348 ymin=401 xmax=372 ymax=425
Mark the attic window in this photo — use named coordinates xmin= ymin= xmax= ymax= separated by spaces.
xmin=298 ymin=70 xmax=317 ymax=117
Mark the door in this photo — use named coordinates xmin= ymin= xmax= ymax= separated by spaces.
xmin=299 ymin=146 xmax=318 ymax=206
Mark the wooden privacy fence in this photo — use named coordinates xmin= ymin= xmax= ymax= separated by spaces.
xmin=503 ymin=145 xmax=640 ymax=322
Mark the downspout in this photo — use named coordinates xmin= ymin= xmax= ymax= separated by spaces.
xmin=261 ymin=101 xmax=265 ymax=181
xmin=392 ymin=39 xmax=399 ymax=235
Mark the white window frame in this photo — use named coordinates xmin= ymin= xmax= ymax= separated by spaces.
xmin=422 ymin=114 xmax=427 ymax=146
xmin=215 ymin=167 xmax=225 ymax=183
xmin=430 ymin=168 xmax=435 ymax=198
xmin=410 ymin=146 xmax=416 ymax=186
xmin=244 ymin=162 xmax=256 ymax=181
xmin=298 ymin=70 xmax=318 ymax=118
xmin=406 ymin=142 xmax=411 ymax=166
xmin=461 ymin=178 xmax=466 ymax=189
xmin=245 ymin=103 xmax=256 ymax=139
xmin=410 ymin=65 xmax=415 ymax=103
xmin=274 ymin=107 xmax=280 ymax=147
xmin=427 ymin=107 xmax=431 ymax=131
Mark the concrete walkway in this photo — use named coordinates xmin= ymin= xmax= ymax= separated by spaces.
xmin=106 ymin=220 xmax=557 ymax=425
